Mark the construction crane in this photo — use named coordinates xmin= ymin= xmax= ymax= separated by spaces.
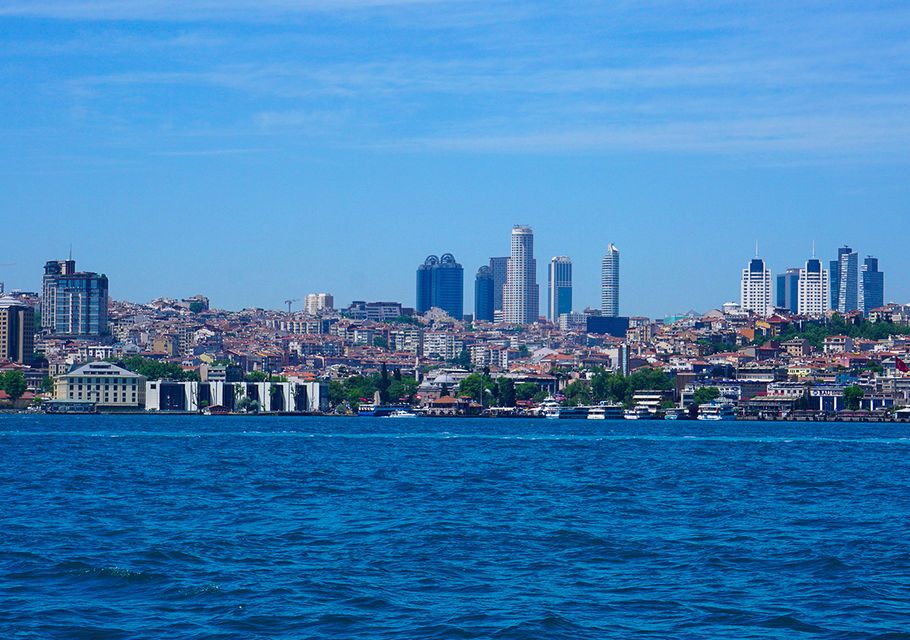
xmin=284 ymin=298 xmax=299 ymax=314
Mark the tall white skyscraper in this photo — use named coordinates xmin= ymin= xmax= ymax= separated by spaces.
xmin=797 ymin=258 xmax=829 ymax=316
xmin=740 ymin=257 xmax=772 ymax=316
xmin=503 ymin=225 xmax=539 ymax=324
xmin=601 ymin=244 xmax=620 ymax=317
xmin=304 ymin=293 xmax=334 ymax=315
xmin=547 ymin=256 xmax=572 ymax=323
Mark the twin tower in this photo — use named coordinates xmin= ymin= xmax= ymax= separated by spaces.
xmin=417 ymin=226 xmax=620 ymax=325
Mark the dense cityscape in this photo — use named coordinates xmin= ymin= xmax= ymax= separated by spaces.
xmin=0 ymin=225 xmax=908 ymax=420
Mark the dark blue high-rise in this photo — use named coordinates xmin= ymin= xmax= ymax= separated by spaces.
xmin=474 ymin=266 xmax=494 ymax=322
xmin=416 ymin=254 xmax=463 ymax=319
xmin=776 ymin=268 xmax=800 ymax=313
xmin=861 ymin=256 xmax=884 ymax=315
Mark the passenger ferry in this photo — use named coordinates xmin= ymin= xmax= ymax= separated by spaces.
xmin=664 ymin=408 xmax=687 ymax=420
xmin=697 ymin=403 xmax=737 ymax=421
xmin=538 ymin=398 xmax=561 ymax=419
xmin=623 ymin=405 xmax=652 ymax=420
xmin=557 ymin=406 xmax=589 ymax=419
xmin=587 ymin=402 xmax=624 ymax=420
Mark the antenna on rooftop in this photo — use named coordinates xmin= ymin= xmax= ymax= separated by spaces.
xmin=811 ymin=240 xmax=816 ymax=258
xmin=755 ymin=240 xmax=759 ymax=258
xmin=68 ymin=244 xmax=73 ymax=261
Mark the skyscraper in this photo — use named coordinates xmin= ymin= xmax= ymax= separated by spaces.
xmin=42 ymin=259 xmax=109 ymax=336
xmin=304 ymin=293 xmax=334 ymax=315
xmin=797 ymin=258 xmax=829 ymax=316
xmin=488 ymin=256 xmax=509 ymax=314
xmin=601 ymin=244 xmax=620 ymax=317
xmin=740 ymin=257 xmax=772 ymax=316
xmin=474 ymin=266 xmax=494 ymax=322
xmin=0 ymin=297 xmax=35 ymax=364
xmin=830 ymin=245 xmax=859 ymax=313
xmin=860 ymin=256 xmax=884 ymax=315
xmin=776 ymin=268 xmax=800 ymax=314
xmin=415 ymin=254 xmax=464 ymax=319
xmin=547 ymin=257 xmax=572 ymax=323
xmin=503 ymin=226 xmax=539 ymax=325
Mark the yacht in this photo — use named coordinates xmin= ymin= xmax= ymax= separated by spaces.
xmin=587 ymin=402 xmax=624 ymax=420
xmin=697 ymin=403 xmax=736 ymax=421
xmin=538 ymin=397 xmax=561 ymax=419
xmin=624 ymin=405 xmax=652 ymax=420
xmin=383 ymin=409 xmax=417 ymax=418
xmin=664 ymin=408 xmax=687 ymax=420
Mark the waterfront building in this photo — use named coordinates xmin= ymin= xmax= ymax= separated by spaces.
xmin=304 ymin=293 xmax=334 ymax=315
xmin=601 ymin=244 xmax=620 ymax=317
xmin=860 ymin=256 xmax=884 ymax=316
xmin=740 ymin=257 xmax=772 ymax=316
xmin=0 ymin=297 xmax=35 ymax=364
xmin=55 ymin=361 xmax=146 ymax=409
xmin=488 ymin=256 xmax=509 ymax=314
xmin=776 ymin=268 xmax=800 ymax=314
xmin=41 ymin=259 xmax=109 ymax=336
xmin=503 ymin=226 xmax=539 ymax=324
xmin=474 ymin=266 xmax=495 ymax=322
xmin=416 ymin=254 xmax=464 ymax=319
xmin=547 ymin=257 xmax=572 ymax=323
xmin=797 ymin=258 xmax=829 ymax=316
xmin=145 ymin=380 xmax=328 ymax=413
xmin=830 ymin=245 xmax=859 ymax=313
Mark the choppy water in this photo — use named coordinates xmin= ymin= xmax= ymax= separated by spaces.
xmin=2 ymin=415 xmax=910 ymax=639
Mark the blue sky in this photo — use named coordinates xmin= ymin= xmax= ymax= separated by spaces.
xmin=2 ymin=0 xmax=909 ymax=317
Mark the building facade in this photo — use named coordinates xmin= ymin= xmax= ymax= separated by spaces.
xmin=776 ymin=268 xmax=800 ymax=314
xmin=830 ymin=245 xmax=859 ymax=314
xmin=42 ymin=259 xmax=109 ymax=336
xmin=860 ymin=256 xmax=884 ymax=316
xmin=798 ymin=258 xmax=829 ymax=316
xmin=547 ymin=256 xmax=572 ymax=323
xmin=474 ymin=266 xmax=495 ymax=322
xmin=55 ymin=361 xmax=146 ymax=409
xmin=0 ymin=297 xmax=35 ymax=364
xmin=488 ymin=257 xmax=509 ymax=314
xmin=416 ymin=254 xmax=464 ymax=319
xmin=740 ymin=257 xmax=772 ymax=316
xmin=601 ymin=244 xmax=620 ymax=317
xmin=503 ymin=226 xmax=539 ymax=324
xmin=304 ymin=293 xmax=334 ymax=315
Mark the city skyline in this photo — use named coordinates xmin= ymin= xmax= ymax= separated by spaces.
xmin=2 ymin=3 xmax=910 ymax=316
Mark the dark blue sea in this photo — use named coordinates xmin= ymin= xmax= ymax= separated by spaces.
xmin=2 ymin=415 xmax=910 ymax=639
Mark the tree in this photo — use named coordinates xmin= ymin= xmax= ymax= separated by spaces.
xmin=373 ymin=336 xmax=388 ymax=349
xmin=188 ymin=301 xmax=205 ymax=314
xmin=515 ymin=382 xmax=540 ymax=402
xmin=844 ymin=385 xmax=864 ymax=411
xmin=517 ymin=345 xmax=531 ymax=358
xmin=498 ymin=378 xmax=516 ymax=407
xmin=449 ymin=349 xmax=472 ymax=369
xmin=377 ymin=363 xmax=391 ymax=403
xmin=0 ymin=371 xmax=28 ymax=405
xmin=564 ymin=380 xmax=593 ymax=406
xmin=245 ymin=370 xmax=269 ymax=382
xmin=40 ymin=376 xmax=54 ymax=394
xmin=692 ymin=386 xmax=721 ymax=406
xmin=459 ymin=373 xmax=494 ymax=402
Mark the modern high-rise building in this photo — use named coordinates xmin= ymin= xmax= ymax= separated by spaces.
xmin=547 ymin=257 xmax=572 ymax=323
xmin=830 ymin=245 xmax=859 ymax=313
xmin=503 ymin=226 xmax=539 ymax=324
xmin=41 ymin=259 xmax=109 ymax=336
xmin=740 ymin=257 xmax=772 ymax=316
xmin=601 ymin=244 xmax=620 ymax=317
xmin=0 ymin=297 xmax=35 ymax=364
xmin=776 ymin=268 xmax=800 ymax=314
xmin=488 ymin=256 xmax=509 ymax=314
xmin=303 ymin=293 xmax=334 ymax=315
xmin=474 ymin=266 xmax=495 ymax=322
xmin=415 ymin=254 xmax=464 ymax=319
xmin=797 ymin=258 xmax=829 ymax=316
xmin=860 ymin=256 xmax=884 ymax=315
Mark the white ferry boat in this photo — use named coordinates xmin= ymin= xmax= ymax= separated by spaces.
xmin=623 ymin=405 xmax=652 ymax=420
xmin=538 ymin=398 xmax=561 ymax=419
xmin=697 ymin=403 xmax=736 ymax=421
xmin=587 ymin=402 xmax=624 ymax=420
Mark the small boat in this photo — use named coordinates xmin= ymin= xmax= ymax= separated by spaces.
xmin=383 ymin=409 xmax=417 ymax=418
xmin=587 ymin=402 xmax=624 ymax=420
xmin=664 ymin=408 xmax=686 ymax=420
xmin=624 ymin=405 xmax=652 ymax=420
xmin=697 ymin=403 xmax=736 ymax=421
